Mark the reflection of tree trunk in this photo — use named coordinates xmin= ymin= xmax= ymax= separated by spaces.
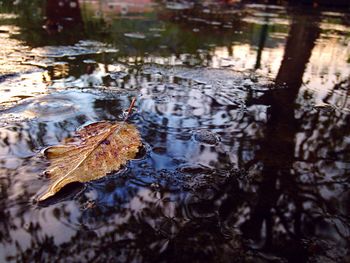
xmin=255 ymin=17 xmax=269 ymax=70
xmin=241 ymin=11 xmax=320 ymax=255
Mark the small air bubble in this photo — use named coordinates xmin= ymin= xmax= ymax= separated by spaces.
xmin=69 ymin=1 xmax=77 ymax=8
xmin=193 ymin=130 xmax=220 ymax=145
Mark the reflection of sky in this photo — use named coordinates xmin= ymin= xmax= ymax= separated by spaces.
xmin=212 ymin=44 xmax=285 ymax=75
xmin=305 ymin=36 xmax=350 ymax=99
xmin=212 ymin=26 xmax=350 ymax=103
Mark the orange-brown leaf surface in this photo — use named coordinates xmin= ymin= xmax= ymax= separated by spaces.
xmin=38 ymin=121 xmax=141 ymax=201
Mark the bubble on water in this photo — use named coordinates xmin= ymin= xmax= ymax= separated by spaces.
xmin=76 ymin=40 xmax=106 ymax=47
xmin=83 ymin=59 xmax=97 ymax=64
xmin=69 ymin=1 xmax=77 ymax=8
xmin=178 ymin=165 xmax=213 ymax=175
xmin=193 ymin=130 xmax=220 ymax=145
xmin=0 ymin=14 xmax=19 ymax=19
xmin=0 ymin=90 xmax=101 ymax=124
xmin=141 ymin=65 xmax=268 ymax=110
xmin=121 ymin=6 xmax=128 ymax=15
xmin=150 ymin=182 xmax=160 ymax=189
xmin=154 ymin=95 xmax=171 ymax=104
xmin=22 ymin=58 xmax=55 ymax=68
xmin=1 ymin=113 xmax=31 ymax=127
xmin=31 ymin=41 xmax=117 ymax=58
xmin=209 ymin=21 xmax=221 ymax=26
xmin=124 ymin=32 xmax=146 ymax=40
xmin=149 ymin=28 xmax=165 ymax=32
xmin=166 ymin=2 xmax=193 ymax=10
xmin=26 ymin=98 xmax=78 ymax=118
xmin=223 ymin=24 xmax=233 ymax=29
xmin=313 ymin=102 xmax=335 ymax=112
xmin=32 ymin=46 xmax=92 ymax=58
xmin=110 ymin=71 xmax=129 ymax=80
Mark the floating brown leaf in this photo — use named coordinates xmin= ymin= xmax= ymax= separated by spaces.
xmin=38 ymin=121 xmax=142 ymax=201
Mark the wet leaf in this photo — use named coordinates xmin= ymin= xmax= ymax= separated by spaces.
xmin=38 ymin=121 xmax=141 ymax=201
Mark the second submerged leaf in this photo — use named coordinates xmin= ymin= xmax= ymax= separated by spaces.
xmin=39 ymin=121 xmax=142 ymax=201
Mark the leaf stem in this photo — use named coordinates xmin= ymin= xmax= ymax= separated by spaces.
xmin=125 ymin=97 xmax=137 ymax=121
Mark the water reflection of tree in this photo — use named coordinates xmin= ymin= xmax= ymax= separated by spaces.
xmin=243 ymin=8 xmax=320 ymax=250
xmin=241 ymin=10 xmax=350 ymax=261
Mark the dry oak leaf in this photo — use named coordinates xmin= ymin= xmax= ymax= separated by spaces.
xmin=39 ymin=121 xmax=142 ymax=201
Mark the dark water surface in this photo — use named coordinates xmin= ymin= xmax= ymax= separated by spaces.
xmin=0 ymin=1 xmax=350 ymax=262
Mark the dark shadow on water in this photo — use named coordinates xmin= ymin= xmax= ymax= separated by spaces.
xmin=36 ymin=182 xmax=85 ymax=207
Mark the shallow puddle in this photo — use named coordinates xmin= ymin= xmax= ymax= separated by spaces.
xmin=0 ymin=1 xmax=350 ymax=262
